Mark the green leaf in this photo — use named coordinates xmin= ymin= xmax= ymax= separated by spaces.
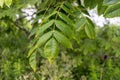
xmin=85 ymin=17 xmax=95 ymax=39
xmin=43 ymin=11 xmax=57 ymax=22
xmin=96 ymin=0 xmax=107 ymax=15
xmin=104 ymin=3 xmax=120 ymax=18
xmin=64 ymin=1 xmax=74 ymax=11
xmin=97 ymin=5 xmax=108 ymax=15
xmin=54 ymin=30 xmax=72 ymax=49
xmin=28 ymin=31 xmax=52 ymax=57
xmin=35 ymin=31 xmax=53 ymax=48
xmin=103 ymin=0 xmax=120 ymax=5
xmin=84 ymin=0 xmax=98 ymax=9
xmin=0 ymin=0 xmax=4 ymax=8
xmin=29 ymin=52 xmax=36 ymax=72
xmin=61 ymin=4 xmax=72 ymax=15
xmin=27 ymin=46 xmax=37 ymax=58
xmin=55 ymin=20 xmax=74 ymax=39
xmin=57 ymin=12 xmax=73 ymax=25
xmin=5 ymin=0 xmax=12 ymax=7
xmin=44 ymin=38 xmax=59 ymax=63
xmin=76 ymin=17 xmax=86 ymax=31
xmin=35 ymin=20 xmax=54 ymax=38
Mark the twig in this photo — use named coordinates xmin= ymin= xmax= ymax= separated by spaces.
xmin=12 ymin=21 xmax=30 ymax=36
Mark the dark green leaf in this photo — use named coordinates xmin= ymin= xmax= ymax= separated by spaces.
xmin=84 ymin=0 xmax=98 ymax=9
xmin=61 ymin=4 xmax=72 ymax=14
xmin=57 ymin=12 xmax=74 ymax=26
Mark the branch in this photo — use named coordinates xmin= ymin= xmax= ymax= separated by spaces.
xmin=12 ymin=21 xmax=30 ymax=36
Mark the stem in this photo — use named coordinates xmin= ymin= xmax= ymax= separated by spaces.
xmin=100 ymin=60 xmax=106 ymax=80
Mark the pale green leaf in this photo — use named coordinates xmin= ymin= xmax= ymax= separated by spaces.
xmin=85 ymin=17 xmax=95 ymax=39
xmin=55 ymin=20 xmax=74 ymax=39
xmin=104 ymin=3 xmax=120 ymax=18
xmin=0 ymin=0 xmax=4 ymax=8
xmin=29 ymin=52 xmax=36 ymax=72
xmin=5 ymin=0 xmax=12 ymax=7
xmin=76 ymin=17 xmax=86 ymax=31
xmin=44 ymin=38 xmax=59 ymax=63
xmin=103 ymin=0 xmax=120 ymax=5
xmin=54 ymin=30 xmax=72 ymax=49
xmin=28 ymin=31 xmax=52 ymax=57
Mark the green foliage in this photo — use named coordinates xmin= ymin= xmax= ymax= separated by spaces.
xmin=0 ymin=21 xmax=29 ymax=79
xmin=0 ymin=0 xmax=120 ymax=80
xmin=0 ymin=0 xmax=12 ymax=8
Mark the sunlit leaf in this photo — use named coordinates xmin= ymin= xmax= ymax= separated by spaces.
xmin=85 ymin=17 xmax=95 ymax=39
xmin=29 ymin=52 xmax=36 ymax=72
xmin=5 ymin=0 xmax=12 ymax=7
xmin=103 ymin=0 xmax=120 ymax=5
xmin=76 ymin=17 xmax=86 ymax=31
xmin=0 ymin=0 xmax=4 ymax=8
xmin=44 ymin=38 xmax=59 ymax=63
